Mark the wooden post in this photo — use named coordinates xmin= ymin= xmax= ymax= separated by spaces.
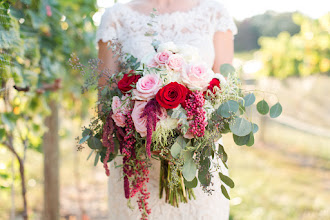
xmin=43 ymin=100 xmax=60 ymax=220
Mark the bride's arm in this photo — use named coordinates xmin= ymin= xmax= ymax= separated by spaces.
xmin=98 ymin=41 xmax=120 ymax=113
xmin=98 ymin=41 xmax=120 ymax=87
xmin=212 ymin=30 xmax=234 ymax=73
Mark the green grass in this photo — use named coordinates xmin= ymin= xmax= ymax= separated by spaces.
xmin=225 ymin=122 xmax=330 ymax=220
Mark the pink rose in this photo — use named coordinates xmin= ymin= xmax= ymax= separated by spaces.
xmin=167 ymin=54 xmax=184 ymax=71
xmin=181 ymin=63 xmax=214 ymax=91
xmin=147 ymin=58 xmax=158 ymax=68
xmin=111 ymin=96 xmax=126 ymax=127
xmin=111 ymin=96 xmax=129 ymax=127
xmin=131 ymin=101 xmax=148 ymax=137
xmin=154 ymin=50 xmax=172 ymax=66
xmin=132 ymin=74 xmax=162 ymax=101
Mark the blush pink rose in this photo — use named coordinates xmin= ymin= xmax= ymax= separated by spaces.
xmin=181 ymin=63 xmax=214 ymax=91
xmin=131 ymin=101 xmax=148 ymax=137
xmin=147 ymin=58 xmax=158 ymax=68
xmin=111 ymin=96 xmax=128 ymax=127
xmin=154 ymin=50 xmax=172 ymax=66
xmin=132 ymin=74 xmax=162 ymax=100
xmin=167 ymin=54 xmax=184 ymax=71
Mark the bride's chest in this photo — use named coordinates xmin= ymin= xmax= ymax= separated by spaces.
xmin=117 ymin=16 xmax=216 ymax=67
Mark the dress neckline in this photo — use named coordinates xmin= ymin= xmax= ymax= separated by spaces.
xmin=117 ymin=0 xmax=207 ymax=18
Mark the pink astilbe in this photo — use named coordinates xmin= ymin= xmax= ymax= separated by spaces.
xmin=102 ymin=111 xmax=115 ymax=176
xmin=183 ymin=91 xmax=207 ymax=138
xmin=140 ymin=99 xmax=162 ymax=157
xmin=121 ymin=108 xmax=151 ymax=219
xmin=124 ymin=176 xmax=130 ymax=199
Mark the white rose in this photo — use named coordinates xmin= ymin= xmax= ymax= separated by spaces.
xmin=161 ymin=69 xmax=183 ymax=84
xmin=214 ymin=73 xmax=227 ymax=85
xmin=157 ymin=42 xmax=179 ymax=53
xmin=141 ymin=52 xmax=156 ymax=65
xmin=177 ymin=44 xmax=201 ymax=62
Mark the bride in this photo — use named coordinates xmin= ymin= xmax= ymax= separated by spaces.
xmin=96 ymin=0 xmax=237 ymax=219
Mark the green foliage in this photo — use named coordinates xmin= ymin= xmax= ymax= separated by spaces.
xmin=229 ymin=117 xmax=252 ymax=137
xmin=257 ymin=100 xmax=270 ymax=115
xmin=184 ymin=177 xmax=198 ymax=189
xmin=235 ymin=11 xmax=300 ymax=52
xmin=0 ymin=0 xmax=97 ymax=215
xmin=218 ymin=100 xmax=239 ymax=118
xmin=258 ymin=13 xmax=330 ymax=78
xmin=219 ymin=172 xmax=235 ymax=188
xmin=221 ymin=184 xmax=230 ymax=199
xmin=220 ymin=63 xmax=235 ymax=77
xmin=182 ymin=150 xmax=197 ymax=181
xmin=243 ymin=93 xmax=255 ymax=107
xmin=270 ymin=102 xmax=283 ymax=118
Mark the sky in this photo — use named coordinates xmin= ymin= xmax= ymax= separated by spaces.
xmin=96 ymin=0 xmax=329 ymax=21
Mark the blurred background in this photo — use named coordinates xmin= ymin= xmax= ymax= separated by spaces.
xmin=0 ymin=0 xmax=329 ymax=219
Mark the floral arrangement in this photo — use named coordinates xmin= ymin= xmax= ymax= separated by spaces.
xmin=71 ymin=41 xmax=282 ymax=219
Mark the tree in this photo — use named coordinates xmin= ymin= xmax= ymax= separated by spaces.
xmin=0 ymin=0 xmax=97 ymax=218
xmin=258 ymin=13 xmax=330 ymax=78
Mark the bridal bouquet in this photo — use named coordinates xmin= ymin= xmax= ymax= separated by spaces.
xmin=72 ymin=41 xmax=282 ymax=219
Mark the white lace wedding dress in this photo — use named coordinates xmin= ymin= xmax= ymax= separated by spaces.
xmin=96 ymin=1 xmax=237 ymax=219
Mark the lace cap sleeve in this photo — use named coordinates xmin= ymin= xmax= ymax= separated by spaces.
xmin=96 ymin=5 xmax=120 ymax=43
xmin=210 ymin=1 xmax=237 ymax=35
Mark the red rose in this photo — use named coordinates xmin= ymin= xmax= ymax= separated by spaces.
xmin=206 ymin=78 xmax=221 ymax=94
xmin=118 ymin=71 xmax=141 ymax=93
xmin=156 ymin=82 xmax=188 ymax=109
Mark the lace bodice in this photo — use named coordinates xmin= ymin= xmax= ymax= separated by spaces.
xmin=96 ymin=0 xmax=237 ymax=68
xmin=96 ymin=1 xmax=237 ymax=219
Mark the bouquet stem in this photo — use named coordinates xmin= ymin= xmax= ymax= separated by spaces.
xmin=159 ymin=159 xmax=195 ymax=207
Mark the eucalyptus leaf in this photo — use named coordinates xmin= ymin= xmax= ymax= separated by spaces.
xmin=257 ymin=100 xmax=269 ymax=115
xmin=82 ymin=128 xmax=92 ymax=137
xmin=198 ymin=167 xmax=211 ymax=186
xmin=182 ymin=158 xmax=197 ymax=181
xmin=184 ymin=177 xmax=198 ymax=189
xmin=176 ymin=136 xmax=186 ymax=148
xmin=229 ymin=117 xmax=252 ymax=136
xmin=88 ymin=137 xmax=103 ymax=150
xmin=200 ymin=156 xmax=211 ymax=169
xmin=79 ymin=135 xmax=90 ymax=144
xmin=219 ymin=100 xmax=239 ymax=118
xmin=252 ymin=123 xmax=259 ymax=133
xmin=246 ymin=132 xmax=255 ymax=147
xmin=221 ymin=185 xmax=230 ymax=199
xmin=243 ymin=93 xmax=256 ymax=107
xmin=220 ymin=64 xmax=235 ymax=77
xmin=219 ymin=172 xmax=235 ymax=188
xmin=270 ymin=102 xmax=282 ymax=118
xmin=182 ymin=151 xmax=197 ymax=181
xmin=170 ymin=142 xmax=182 ymax=158
xmin=86 ymin=149 xmax=94 ymax=161
xmin=218 ymin=144 xmax=228 ymax=163
xmin=94 ymin=152 xmax=100 ymax=166
xmin=233 ymin=134 xmax=250 ymax=146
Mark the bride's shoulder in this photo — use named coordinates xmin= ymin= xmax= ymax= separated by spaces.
xmin=102 ymin=2 xmax=125 ymax=17
xmin=202 ymin=0 xmax=231 ymax=14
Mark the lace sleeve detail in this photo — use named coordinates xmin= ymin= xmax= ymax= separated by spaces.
xmin=96 ymin=6 xmax=119 ymax=43
xmin=210 ymin=1 xmax=237 ymax=35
